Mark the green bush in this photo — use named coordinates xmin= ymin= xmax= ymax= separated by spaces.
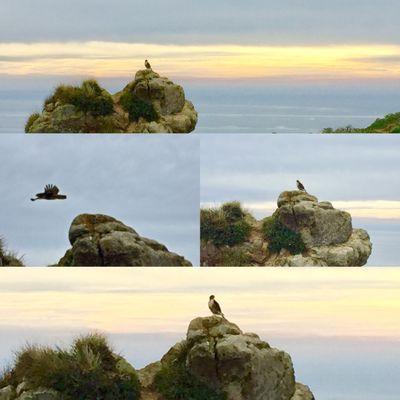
xmin=154 ymin=343 xmax=225 ymax=400
xmin=262 ymin=215 xmax=305 ymax=255
xmin=0 ymin=237 xmax=24 ymax=266
xmin=119 ymin=91 xmax=158 ymax=122
xmin=45 ymin=80 xmax=114 ymax=117
xmin=3 ymin=333 xmax=140 ymax=400
xmin=221 ymin=201 xmax=245 ymax=222
xmin=200 ymin=203 xmax=251 ymax=247
xmin=25 ymin=113 xmax=40 ymax=133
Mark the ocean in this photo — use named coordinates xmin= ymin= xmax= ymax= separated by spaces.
xmin=1 ymin=82 xmax=400 ymax=133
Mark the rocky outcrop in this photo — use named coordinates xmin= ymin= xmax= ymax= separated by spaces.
xmin=0 ymin=238 xmax=23 ymax=267
xmin=57 ymin=214 xmax=192 ymax=266
xmin=26 ymin=70 xmax=197 ymax=134
xmin=201 ymin=191 xmax=372 ymax=266
xmin=0 ymin=319 xmax=313 ymax=400
xmin=138 ymin=316 xmax=314 ymax=400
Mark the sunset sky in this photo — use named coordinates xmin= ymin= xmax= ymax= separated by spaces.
xmin=0 ymin=268 xmax=399 ymax=400
xmin=1 ymin=0 xmax=399 ymax=82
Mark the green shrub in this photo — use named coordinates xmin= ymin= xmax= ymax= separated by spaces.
xmin=45 ymin=80 xmax=114 ymax=117
xmin=262 ymin=215 xmax=305 ymax=255
xmin=25 ymin=113 xmax=40 ymax=133
xmin=154 ymin=343 xmax=225 ymax=400
xmin=390 ymin=126 xmax=400 ymax=133
xmin=4 ymin=333 xmax=140 ymax=400
xmin=221 ymin=201 xmax=245 ymax=222
xmin=0 ymin=237 xmax=24 ymax=266
xmin=200 ymin=203 xmax=251 ymax=247
xmin=119 ymin=91 xmax=158 ymax=122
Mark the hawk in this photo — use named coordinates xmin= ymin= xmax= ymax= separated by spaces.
xmin=145 ymin=59 xmax=152 ymax=70
xmin=31 ymin=184 xmax=67 ymax=201
xmin=296 ymin=180 xmax=306 ymax=192
xmin=208 ymin=295 xmax=225 ymax=318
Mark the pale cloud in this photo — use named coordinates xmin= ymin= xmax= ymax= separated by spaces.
xmin=1 ymin=42 xmax=400 ymax=80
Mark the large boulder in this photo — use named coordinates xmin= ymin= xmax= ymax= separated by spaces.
xmin=142 ymin=316 xmax=314 ymax=400
xmin=58 ymin=214 xmax=192 ymax=266
xmin=276 ymin=191 xmax=352 ymax=248
xmin=185 ymin=316 xmax=296 ymax=400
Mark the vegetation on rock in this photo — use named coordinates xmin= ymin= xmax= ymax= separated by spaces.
xmin=154 ymin=342 xmax=226 ymax=400
xmin=323 ymin=112 xmax=400 ymax=133
xmin=200 ymin=202 xmax=251 ymax=247
xmin=44 ymin=80 xmax=114 ymax=117
xmin=0 ymin=237 xmax=24 ymax=266
xmin=262 ymin=214 xmax=306 ymax=255
xmin=119 ymin=91 xmax=158 ymax=122
xmin=0 ymin=333 xmax=140 ymax=400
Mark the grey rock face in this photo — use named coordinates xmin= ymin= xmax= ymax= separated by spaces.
xmin=58 ymin=214 xmax=192 ymax=266
xmin=277 ymin=191 xmax=353 ymax=248
xmin=17 ymin=389 xmax=60 ymax=400
xmin=185 ymin=316 xmax=297 ymax=400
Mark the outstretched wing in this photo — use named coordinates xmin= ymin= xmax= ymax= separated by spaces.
xmin=44 ymin=184 xmax=59 ymax=196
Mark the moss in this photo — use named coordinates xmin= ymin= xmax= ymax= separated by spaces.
xmin=2 ymin=333 xmax=140 ymax=400
xmin=200 ymin=203 xmax=251 ymax=247
xmin=262 ymin=214 xmax=305 ymax=255
xmin=44 ymin=80 xmax=114 ymax=117
xmin=25 ymin=113 xmax=40 ymax=133
xmin=154 ymin=343 xmax=225 ymax=400
xmin=119 ymin=91 xmax=158 ymax=122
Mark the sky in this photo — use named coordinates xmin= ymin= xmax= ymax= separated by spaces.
xmin=0 ymin=0 xmax=400 ymax=82
xmin=200 ymin=134 xmax=400 ymax=266
xmin=0 ymin=134 xmax=199 ymax=265
xmin=0 ymin=268 xmax=399 ymax=400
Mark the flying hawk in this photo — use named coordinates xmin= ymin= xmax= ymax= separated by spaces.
xmin=144 ymin=59 xmax=152 ymax=70
xmin=296 ymin=180 xmax=306 ymax=192
xmin=208 ymin=295 xmax=225 ymax=318
xmin=31 ymin=184 xmax=67 ymax=201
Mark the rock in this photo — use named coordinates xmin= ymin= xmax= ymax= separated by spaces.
xmin=276 ymin=191 xmax=352 ymax=248
xmin=201 ymin=192 xmax=372 ymax=266
xmin=0 ymin=386 xmax=15 ymax=400
xmin=144 ymin=316 xmax=314 ymax=400
xmin=58 ymin=214 xmax=192 ymax=266
xmin=291 ymin=383 xmax=315 ymax=400
xmin=185 ymin=316 xmax=295 ymax=400
xmin=26 ymin=70 xmax=197 ymax=134
xmin=17 ymin=389 xmax=60 ymax=400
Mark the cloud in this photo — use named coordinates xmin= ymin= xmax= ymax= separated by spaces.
xmin=0 ymin=0 xmax=399 ymax=45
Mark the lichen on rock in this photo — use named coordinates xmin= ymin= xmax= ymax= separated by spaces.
xmin=57 ymin=214 xmax=192 ymax=266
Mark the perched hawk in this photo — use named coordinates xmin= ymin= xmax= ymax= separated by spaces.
xmin=145 ymin=59 xmax=152 ymax=70
xmin=208 ymin=295 xmax=225 ymax=318
xmin=296 ymin=180 xmax=306 ymax=192
xmin=31 ymin=184 xmax=67 ymax=201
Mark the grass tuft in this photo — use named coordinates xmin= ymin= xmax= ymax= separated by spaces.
xmin=1 ymin=333 xmax=140 ymax=400
xmin=200 ymin=202 xmax=251 ymax=247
